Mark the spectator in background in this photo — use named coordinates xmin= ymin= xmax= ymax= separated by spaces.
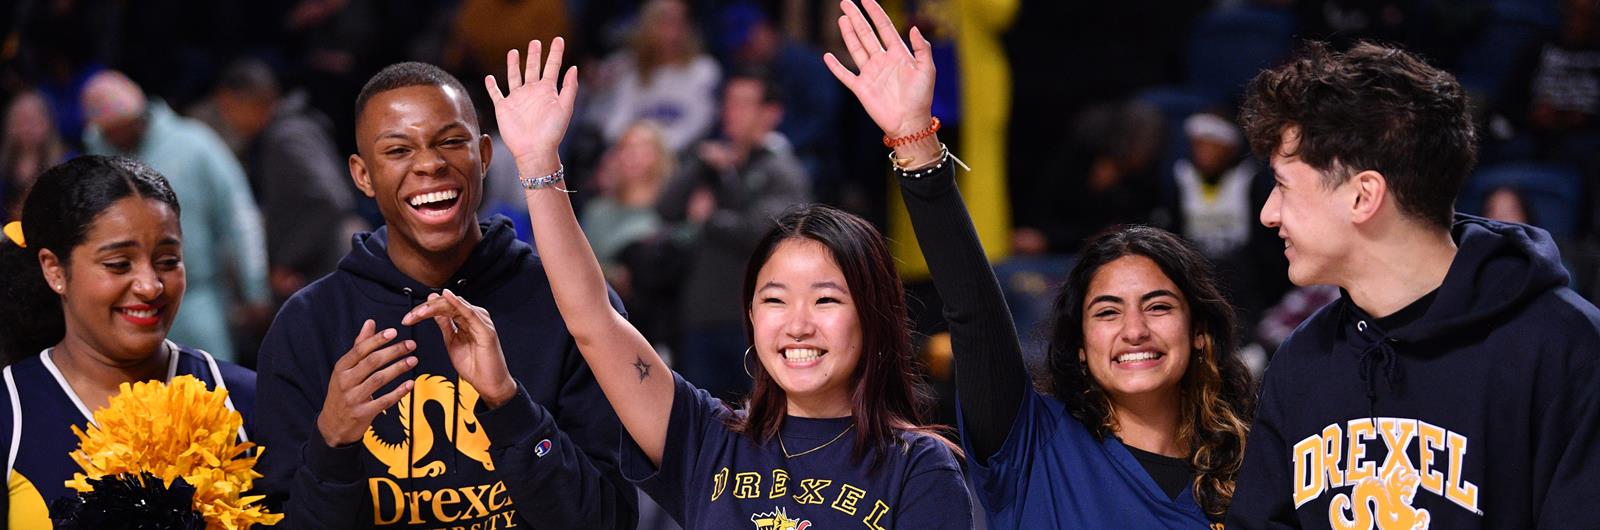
xmin=208 ymin=58 xmax=365 ymax=300
xmin=717 ymin=2 xmax=841 ymax=181
xmin=80 ymin=70 xmax=270 ymax=363
xmin=1483 ymin=185 xmax=1535 ymax=225
xmin=1495 ymin=0 xmax=1600 ymax=155
xmin=1491 ymin=0 xmax=1600 ymax=221
xmin=583 ymin=0 xmax=721 ymax=153
xmin=11 ymin=0 xmax=117 ymax=152
xmin=2 ymin=91 xmax=71 ymax=220
xmin=657 ymin=71 xmax=808 ymax=400
xmin=585 ymin=121 xmax=670 ymax=271
xmin=583 ymin=121 xmax=676 ymax=347
xmin=1504 ymin=0 xmax=1593 ymax=142
xmin=1171 ymin=113 xmax=1256 ymax=259
xmin=1168 ymin=111 xmax=1289 ymax=334
xmin=1012 ymin=100 xmax=1164 ymax=256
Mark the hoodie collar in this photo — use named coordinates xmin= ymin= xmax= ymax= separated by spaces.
xmin=337 ymin=214 xmax=526 ymax=304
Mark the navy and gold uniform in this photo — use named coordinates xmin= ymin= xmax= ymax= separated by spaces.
xmin=1 ymin=342 xmax=256 ymax=529
xmin=1230 ymin=217 xmax=1600 ymax=528
xmin=623 ymin=373 xmax=972 ymax=529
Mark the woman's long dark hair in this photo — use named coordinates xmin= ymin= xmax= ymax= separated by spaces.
xmin=730 ymin=204 xmax=951 ymax=467
xmin=1043 ymin=225 xmax=1253 ymax=518
xmin=0 ymin=155 xmax=180 ymax=363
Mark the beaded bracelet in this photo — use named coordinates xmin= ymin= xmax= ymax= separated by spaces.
xmin=890 ymin=143 xmax=970 ymax=179
xmin=519 ymin=164 xmax=572 ymax=192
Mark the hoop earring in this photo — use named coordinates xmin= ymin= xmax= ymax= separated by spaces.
xmin=743 ymin=346 xmax=757 ymax=379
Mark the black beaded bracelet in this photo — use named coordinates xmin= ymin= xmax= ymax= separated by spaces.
xmin=890 ymin=144 xmax=952 ymax=180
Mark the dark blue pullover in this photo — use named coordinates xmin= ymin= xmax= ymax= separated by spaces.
xmin=1229 ymin=216 xmax=1600 ymax=528
xmin=255 ymin=215 xmax=637 ymax=529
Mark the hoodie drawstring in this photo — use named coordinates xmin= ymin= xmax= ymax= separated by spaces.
xmin=402 ymin=287 xmax=419 ymax=494
xmin=401 ymin=279 xmax=470 ymax=487
xmin=450 ymin=279 xmax=465 ymax=475
xmin=1356 ymin=336 xmax=1404 ymax=423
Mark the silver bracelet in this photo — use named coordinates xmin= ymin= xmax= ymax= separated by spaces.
xmin=519 ymin=163 xmax=571 ymax=192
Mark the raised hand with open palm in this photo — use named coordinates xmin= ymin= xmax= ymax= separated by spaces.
xmin=484 ymin=37 xmax=578 ymax=176
xmin=824 ymin=0 xmax=941 ymax=164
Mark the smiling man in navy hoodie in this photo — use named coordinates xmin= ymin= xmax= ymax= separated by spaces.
xmin=254 ymin=61 xmax=637 ymax=529
xmin=1226 ymin=41 xmax=1600 ymax=528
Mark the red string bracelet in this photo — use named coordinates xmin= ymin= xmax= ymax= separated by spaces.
xmin=883 ymin=117 xmax=941 ymax=148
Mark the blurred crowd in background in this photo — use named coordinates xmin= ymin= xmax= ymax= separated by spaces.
xmin=2 ymin=0 xmax=1597 ymax=421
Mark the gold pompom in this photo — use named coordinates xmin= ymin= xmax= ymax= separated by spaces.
xmin=65 ymin=375 xmax=284 ymax=529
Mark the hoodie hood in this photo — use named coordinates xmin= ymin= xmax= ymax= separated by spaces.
xmin=1385 ymin=214 xmax=1569 ymax=343
xmin=337 ymin=214 xmax=527 ymax=304
xmin=1334 ymin=214 xmax=1571 ymax=420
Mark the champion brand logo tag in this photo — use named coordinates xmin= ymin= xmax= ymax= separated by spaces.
xmin=534 ymin=439 xmax=553 ymax=458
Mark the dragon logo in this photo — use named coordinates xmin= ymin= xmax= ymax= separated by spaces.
xmin=1329 ymin=465 xmax=1432 ymax=530
xmin=362 ymin=374 xmax=495 ymax=478
xmin=750 ymin=507 xmax=811 ymax=530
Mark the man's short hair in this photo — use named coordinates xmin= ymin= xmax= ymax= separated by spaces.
xmin=725 ymin=66 xmax=784 ymax=106
xmin=354 ymin=62 xmax=476 ymax=128
xmin=1240 ymin=41 xmax=1476 ymax=230
xmin=217 ymin=57 xmax=280 ymax=99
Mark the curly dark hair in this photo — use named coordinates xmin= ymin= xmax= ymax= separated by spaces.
xmin=0 ymin=155 xmax=179 ymax=363
xmin=1240 ymin=41 xmax=1476 ymax=230
xmin=1043 ymin=226 xmax=1254 ymax=518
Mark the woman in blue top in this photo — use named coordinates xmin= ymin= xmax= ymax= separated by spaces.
xmin=401 ymin=37 xmax=974 ymax=529
xmin=0 ymin=155 xmax=257 ymax=527
xmin=824 ymin=1 xmax=1254 ymax=526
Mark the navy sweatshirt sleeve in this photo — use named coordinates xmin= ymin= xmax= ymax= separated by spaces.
xmin=475 ymin=333 xmax=639 ymax=530
xmin=256 ymin=297 xmax=373 ymax=529
xmin=1533 ymin=354 xmax=1600 ymax=526
xmin=896 ymin=161 xmax=1030 ymax=463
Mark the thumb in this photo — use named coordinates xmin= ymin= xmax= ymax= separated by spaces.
xmin=909 ymin=26 xmax=934 ymax=67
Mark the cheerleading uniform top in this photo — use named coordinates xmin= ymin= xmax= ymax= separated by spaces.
xmin=0 ymin=341 xmax=256 ymax=528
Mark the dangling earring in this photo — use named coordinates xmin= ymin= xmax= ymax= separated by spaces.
xmin=743 ymin=346 xmax=757 ymax=378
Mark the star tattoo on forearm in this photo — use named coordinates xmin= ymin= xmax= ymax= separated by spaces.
xmin=633 ymin=356 xmax=651 ymax=382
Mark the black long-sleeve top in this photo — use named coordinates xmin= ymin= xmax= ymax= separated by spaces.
xmin=896 ymin=162 xmax=1030 ymax=463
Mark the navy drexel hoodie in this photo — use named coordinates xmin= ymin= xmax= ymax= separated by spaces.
xmin=1227 ymin=216 xmax=1600 ymax=528
xmin=255 ymin=215 xmax=638 ymax=529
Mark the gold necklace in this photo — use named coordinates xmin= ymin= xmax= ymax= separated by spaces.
xmin=779 ymin=423 xmax=855 ymax=459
